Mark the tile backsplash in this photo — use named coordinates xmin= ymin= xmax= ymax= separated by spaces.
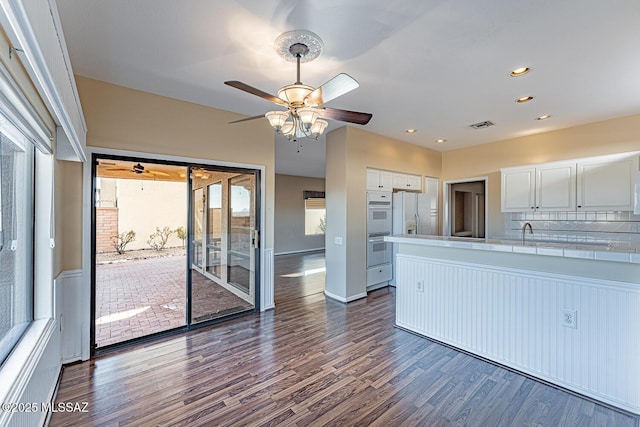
xmin=504 ymin=211 xmax=640 ymax=247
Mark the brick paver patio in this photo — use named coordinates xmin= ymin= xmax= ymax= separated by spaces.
xmin=96 ymin=254 xmax=252 ymax=347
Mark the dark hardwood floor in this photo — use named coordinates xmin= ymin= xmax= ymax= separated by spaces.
xmin=274 ymin=250 xmax=325 ymax=303
xmin=50 ymin=252 xmax=639 ymax=426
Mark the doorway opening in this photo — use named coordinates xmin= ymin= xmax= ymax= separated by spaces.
xmin=91 ymin=155 xmax=260 ymax=352
xmin=443 ymin=177 xmax=488 ymax=238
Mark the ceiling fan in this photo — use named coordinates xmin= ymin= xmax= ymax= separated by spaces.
xmin=224 ymin=30 xmax=372 ymax=142
xmin=101 ymin=162 xmax=170 ymax=177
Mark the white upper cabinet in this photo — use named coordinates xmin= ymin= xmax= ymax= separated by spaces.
xmin=501 ymin=162 xmax=576 ymax=212
xmin=501 ymin=153 xmax=639 ymax=212
xmin=366 ymin=169 xmax=393 ymax=192
xmin=501 ymin=167 xmax=535 ymax=212
xmin=392 ymin=172 xmax=422 ymax=191
xmin=535 ymin=162 xmax=576 ymax=211
xmin=577 ymin=154 xmax=639 ymax=211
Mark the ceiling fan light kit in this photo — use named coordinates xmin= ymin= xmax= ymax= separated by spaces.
xmin=225 ymin=30 xmax=372 ymax=152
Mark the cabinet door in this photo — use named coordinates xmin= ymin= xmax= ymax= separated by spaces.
xmin=406 ymin=174 xmax=422 ymax=191
xmin=392 ymin=173 xmax=422 ymax=191
xmin=392 ymin=172 xmax=407 ymax=189
xmin=366 ymin=169 xmax=382 ymax=191
xmin=535 ymin=162 xmax=576 ymax=211
xmin=501 ymin=168 xmax=535 ymax=212
xmin=577 ymin=156 xmax=638 ymax=210
xmin=379 ymin=170 xmax=393 ymax=192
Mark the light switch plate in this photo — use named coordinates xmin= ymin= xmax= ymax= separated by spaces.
xmin=334 ymin=236 xmax=343 ymax=245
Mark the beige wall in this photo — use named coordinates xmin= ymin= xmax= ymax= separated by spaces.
xmin=72 ymin=77 xmax=276 ymax=270
xmin=442 ymin=114 xmax=640 ymax=237
xmin=60 ymin=161 xmax=83 ymax=272
xmin=325 ymin=126 xmax=442 ymax=300
xmin=274 ymin=174 xmax=325 ymax=254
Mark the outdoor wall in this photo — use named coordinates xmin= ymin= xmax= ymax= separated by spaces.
xmin=71 ymin=76 xmax=276 ymax=270
xmin=441 ymin=114 xmax=640 ymax=237
xmin=95 ymin=208 xmax=118 ymax=253
xmin=325 ymin=126 xmax=442 ymax=301
xmin=115 ymin=179 xmax=187 ymax=251
xmin=274 ymin=174 xmax=326 ymax=255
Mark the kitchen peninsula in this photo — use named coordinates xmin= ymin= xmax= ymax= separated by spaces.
xmin=386 ymin=234 xmax=640 ymax=415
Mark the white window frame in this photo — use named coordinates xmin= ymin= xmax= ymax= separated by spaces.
xmin=0 ymin=53 xmax=56 ymax=424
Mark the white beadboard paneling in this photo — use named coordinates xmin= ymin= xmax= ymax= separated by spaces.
xmin=56 ymin=269 xmax=83 ymax=363
xmin=395 ymin=254 xmax=640 ymax=415
xmin=262 ymin=248 xmax=274 ymax=310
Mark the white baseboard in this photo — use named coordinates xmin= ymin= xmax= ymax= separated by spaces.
xmin=366 ymin=282 xmax=389 ymax=292
xmin=274 ymin=247 xmax=325 ymax=256
xmin=324 ymin=289 xmax=367 ymax=303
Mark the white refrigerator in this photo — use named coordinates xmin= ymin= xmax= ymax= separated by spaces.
xmin=391 ymin=187 xmax=439 ymax=285
xmin=392 ymin=191 xmax=436 ymax=236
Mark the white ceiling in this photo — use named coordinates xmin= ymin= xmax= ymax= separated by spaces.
xmin=56 ymin=0 xmax=640 ymax=178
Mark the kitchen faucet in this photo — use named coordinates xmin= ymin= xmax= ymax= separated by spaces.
xmin=522 ymin=222 xmax=533 ymax=243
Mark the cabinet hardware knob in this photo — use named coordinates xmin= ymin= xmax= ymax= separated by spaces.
xmin=578 ymin=205 xmax=582 ymax=208
xmin=536 ymin=206 xmax=539 ymax=209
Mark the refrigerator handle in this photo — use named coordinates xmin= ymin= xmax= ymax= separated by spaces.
xmin=415 ymin=212 xmax=420 ymax=233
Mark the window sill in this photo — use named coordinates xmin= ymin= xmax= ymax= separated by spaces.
xmin=0 ymin=319 xmax=56 ymax=406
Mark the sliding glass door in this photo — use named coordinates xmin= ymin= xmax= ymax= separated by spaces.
xmin=91 ymin=156 xmax=260 ymax=353
xmin=189 ymin=168 xmax=257 ymax=324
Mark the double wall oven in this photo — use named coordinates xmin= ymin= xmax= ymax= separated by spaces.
xmin=366 ymin=192 xmax=393 ymax=289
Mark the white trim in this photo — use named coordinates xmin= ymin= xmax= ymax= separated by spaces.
xmin=274 ymin=247 xmax=325 ymax=256
xmin=0 ymin=319 xmax=56 ymax=426
xmin=0 ymin=0 xmax=87 ymax=161
xmin=324 ymin=289 xmax=367 ymax=303
xmin=81 ymin=146 xmax=270 ymax=359
xmin=442 ymin=176 xmax=489 ymax=237
xmin=366 ymin=282 xmax=388 ymax=292
xmin=0 ymin=53 xmax=52 ymax=152
xmin=262 ymin=248 xmax=275 ymax=311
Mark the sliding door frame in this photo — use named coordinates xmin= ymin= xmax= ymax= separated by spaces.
xmin=84 ymin=148 xmax=266 ymax=359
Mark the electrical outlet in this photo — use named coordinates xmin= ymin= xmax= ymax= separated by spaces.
xmin=416 ymin=280 xmax=424 ymax=293
xmin=334 ymin=236 xmax=343 ymax=245
xmin=561 ymin=309 xmax=577 ymax=329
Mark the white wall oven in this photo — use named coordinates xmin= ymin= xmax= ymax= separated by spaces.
xmin=367 ymin=234 xmax=392 ymax=267
xmin=366 ymin=191 xmax=392 ymax=234
xmin=366 ymin=191 xmax=393 ymax=289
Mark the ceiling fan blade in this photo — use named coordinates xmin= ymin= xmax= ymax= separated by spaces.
xmin=320 ymin=107 xmax=372 ymax=125
xmin=229 ymin=114 xmax=265 ymax=124
xmin=224 ymin=81 xmax=287 ymax=106
xmin=148 ymin=170 xmax=170 ymax=177
xmin=305 ymin=73 xmax=359 ymax=106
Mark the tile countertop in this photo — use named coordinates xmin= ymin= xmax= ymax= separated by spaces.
xmin=385 ymin=234 xmax=640 ymax=264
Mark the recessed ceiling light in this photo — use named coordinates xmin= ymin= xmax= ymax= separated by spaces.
xmin=406 ymin=129 xmax=417 ymax=133
xmin=435 ymin=139 xmax=447 ymax=143
xmin=510 ymin=67 xmax=531 ymax=77
xmin=536 ymin=115 xmax=551 ymax=120
xmin=516 ymin=96 xmax=534 ymax=103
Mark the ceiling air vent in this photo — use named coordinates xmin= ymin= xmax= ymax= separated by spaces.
xmin=469 ymin=120 xmax=495 ymax=129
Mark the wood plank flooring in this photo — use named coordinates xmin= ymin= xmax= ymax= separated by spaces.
xmin=273 ymin=251 xmax=325 ymax=303
xmin=50 ymin=252 xmax=639 ymax=426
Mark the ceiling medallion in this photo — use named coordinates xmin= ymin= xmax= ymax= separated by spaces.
xmin=275 ymin=30 xmax=323 ymax=63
